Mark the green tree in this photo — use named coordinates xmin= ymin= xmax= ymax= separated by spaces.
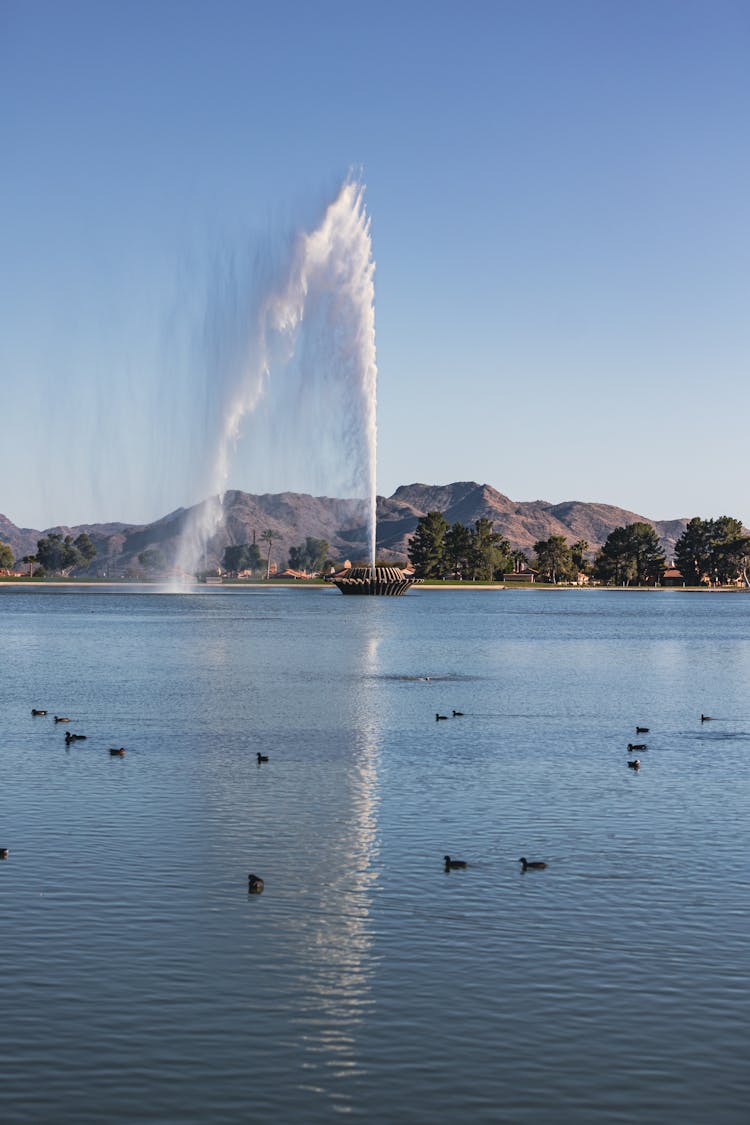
xmin=223 ymin=544 xmax=249 ymax=574
xmin=676 ymin=516 xmax=750 ymax=586
xmin=468 ymin=518 xmax=510 ymax=581
xmin=245 ymin=543 xmax=262 ymax=573
xmin=407 ymin=511 xmax=449 ymax=579
xmin=674 ymin=517 xmax=709 ymax=585
xmin=259 ymin=529 xmax=282 ymax=579
xmin=706 ymin=516 xmax=750 ymax=585
xmin=306 ymin=538 xmax=329 ymax=573
xmin=509 ymin=550 xmax=529 ymax=574
xmin=0 ymin=542 xmax=14 ymax=570
xmin=288 ymin=537 xmax=330 ymax=574
xmin=138 ymin=548 xmax=167 ymax=573
xmin=594 ymin=523 xmax=665 ymax=586
xmin=594 ymin=527 xmax=636 ymax=585
xmin=36 ymin=533 xmax=81 ymax=575
xmin=628 ymin=523 xmax=666 ymax=584
xmin=570 ymin=539 xmax=590 ymax=575
xmin=444 ymin=522 xmax=472 ymax=579
xmin=534 ymin=536 xmax=574 ymax=584
xmin=74 ymin=533 xmax=97 ymax=565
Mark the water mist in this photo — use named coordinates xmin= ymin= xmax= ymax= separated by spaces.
xmin=174 ymin=176 xmax=378 ymax=578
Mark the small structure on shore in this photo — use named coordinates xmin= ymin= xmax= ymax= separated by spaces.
xmin=331 ymin=565 xmax=419 ymax=596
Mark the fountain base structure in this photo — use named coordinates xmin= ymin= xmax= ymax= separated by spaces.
xmin=331 ymin=565 xmax=419 ymax=596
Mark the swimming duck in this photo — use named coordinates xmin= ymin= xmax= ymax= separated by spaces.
xmin=54 ymin=716 xmax=71 ymax=723
xmin=248 ymin=874 xmax=264 ymax=893
xmin=65 ymin=732 xmax=87 ymax=742
xmin=0 ymin=848 xmax=8 ymax=859
xmin=444 ymin=855 xmax=467 ymax=869
xmin=701 ymin=714 xmax=714 ymax=722
xmin=636 ymin=726 xmax=649 ymax=734
xmin=109 ymin=747 xmax=126 ymax=757
xmin=452 ymin=710 xmax=464 ymax=717
xmin=436 ymin=713 xmax=449 ymax=721
xmin=257 ymin=752 xmax=269 ymax=763
xmin=628 ymin=743 xmax=647 ymax=751
xmin=627 ymin=759 xmax=641 ymax=770
xmin=519 ymin=857 xmax=547 ymax=870
xmin=31 ymin=709 xmax=47 ymax=716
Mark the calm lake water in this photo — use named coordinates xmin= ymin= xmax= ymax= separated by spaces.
xmin=1 ymin=586 xmax=749 ymax=1124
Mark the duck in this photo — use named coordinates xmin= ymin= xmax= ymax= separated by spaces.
xmin=452 ymin=710 xmax=464 ymax=717
xmin=248 ymin=874 xmax=264 ymax=893
xmin=701 ymin=714 xmax=714 ymax=722
xmin=109 ymin=747 xmax=126 ymax=757
xmin=54 ymin=716 xmax=72 ymax=723
xmin=0 ymin=848 xmax=8 ymax=859
xmin=257 ymin=752 xmax=269 ymax=763
xmin=636 ymin=726 xmax=649 ymax=734
xmin=628 ymin=743 xmax=647 ymax=751
xmin=31 ymin=709 xmax=47 ymax=716
xmin=436 ymin=713 xmax=449 ymax=721
xmin=627 ymin=759 xmax=641 ymax=770
xmin=519 ymin=857 xmax=547 ymax=870
xmin=65 ymin=732 xmax=87 ymax=742
xmin=444 ymin=855 xmax=467 ymax=869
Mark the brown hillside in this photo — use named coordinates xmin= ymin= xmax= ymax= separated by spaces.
xmin=0 ymin=483 xmax=699 ymax=575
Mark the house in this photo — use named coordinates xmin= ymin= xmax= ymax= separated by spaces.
xmin=661 ymin=566 xmax=684 ymax=587
xmin=502 ymin=566 xmax=538 ymax=583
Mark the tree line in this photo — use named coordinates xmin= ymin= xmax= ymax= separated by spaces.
xmin=5 ymin=513 xmax=746 ymax=587
xmin=673 ymin=516 xmax=749 ymax=586
xmin=590 ymin=516 xmax=749 ymax=586
xmin=0 ymin=532 xmax=98 ymax=577
xmin=406 ymin=511 xmax=750 ymax=586
xmin=221 ymin=534 xmax=332 ymax=578
xmin=408 ymin=513 xmax=513 ymax=580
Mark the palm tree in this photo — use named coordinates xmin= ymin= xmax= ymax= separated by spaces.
xmin=259 ymin=529 xmax=281 ymax=579
xmin=571 ymin=539 xmax=590 ymax=575
xmin=510 ymin=549 xmax=528 ymax=574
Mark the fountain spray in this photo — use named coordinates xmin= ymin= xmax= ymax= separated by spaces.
xmin=174 ymin=175 xmax=378 ymax=579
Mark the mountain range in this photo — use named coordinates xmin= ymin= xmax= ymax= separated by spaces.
xmin=1 ymin=482 xmax=692 ymax=576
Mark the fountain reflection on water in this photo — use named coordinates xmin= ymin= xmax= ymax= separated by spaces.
xmin=193 ymin=619 xmax=384 ymax=1112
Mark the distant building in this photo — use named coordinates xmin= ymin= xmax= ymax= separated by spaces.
xmin=661 ymin=566 xmax=684 ymax=587
xmin=503 ymin=566 xmax=538 ymax=583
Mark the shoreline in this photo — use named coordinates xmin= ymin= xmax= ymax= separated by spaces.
xmin=0 ymin=580 xmax=747 ymax=593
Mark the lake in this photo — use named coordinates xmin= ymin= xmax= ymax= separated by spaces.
xmin=1 ymin=586 xmax=749 ymax=1123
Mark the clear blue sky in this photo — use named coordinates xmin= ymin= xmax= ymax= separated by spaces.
xmin=2 ymin=0 xmax=748 ymax=530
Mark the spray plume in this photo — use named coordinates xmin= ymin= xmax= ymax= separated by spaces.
xmin=174 ymin=176 xmax=378 ymax=578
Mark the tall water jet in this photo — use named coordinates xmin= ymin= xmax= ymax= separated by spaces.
xmin=174 ymin=176 xmax=378 ymax=578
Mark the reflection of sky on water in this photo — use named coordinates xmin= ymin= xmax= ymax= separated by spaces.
xmin=4 ymin=590 xmax=750 ymax=1122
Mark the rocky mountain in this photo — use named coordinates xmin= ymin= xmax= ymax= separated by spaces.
xmin=375 ymin=483 xmax=690 ymax=561
xmin=1 ymin=482 xmax=694 ymax=576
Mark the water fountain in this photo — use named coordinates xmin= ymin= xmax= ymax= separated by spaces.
xmin=173 ymin=174 xmax=416 ymax=595
xmin=330 ymin=564 xmax=418 ymax=596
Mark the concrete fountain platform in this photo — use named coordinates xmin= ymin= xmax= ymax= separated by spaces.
xmin=331 ymin=565 xmax=419 ymax=596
